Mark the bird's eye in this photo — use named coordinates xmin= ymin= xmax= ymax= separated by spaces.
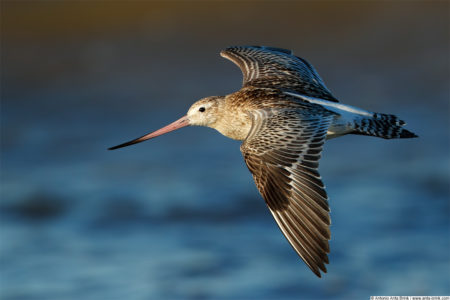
xmin=199 ymin=107 xmax=205 ymax=112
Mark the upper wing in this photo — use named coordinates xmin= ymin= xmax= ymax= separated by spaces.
xmin=221 ymin=46 xmax=339 ymax=102
xmin=241 ymin=108 xmax=334 ymax=277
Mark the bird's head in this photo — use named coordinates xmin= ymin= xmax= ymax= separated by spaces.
xmin=108 ymin=96 xmax=224 ymax=150
xmin=186 ymin=96 xmax=222 ymax=127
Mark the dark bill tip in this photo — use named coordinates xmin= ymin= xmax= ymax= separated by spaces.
xmin=108 ymin=115 xmax=189 ymax=151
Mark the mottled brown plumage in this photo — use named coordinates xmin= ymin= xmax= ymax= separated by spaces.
xmin=109 ymin=46 xmax=417 ymax=277
xmin=221 ymin=46 xmax=339 ymax=102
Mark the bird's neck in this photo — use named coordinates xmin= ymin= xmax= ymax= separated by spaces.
xmin=209 ymin=97 xmax=252 ymax=141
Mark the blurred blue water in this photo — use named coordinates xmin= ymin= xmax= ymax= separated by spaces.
xmin=2 ymin=82 xmax=449 ymax=300
xmin=1 ymin=2 xmax=450 ymax=299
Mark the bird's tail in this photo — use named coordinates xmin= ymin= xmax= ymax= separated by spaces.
xmin=353 ymin=112 xmax=418 ymax=139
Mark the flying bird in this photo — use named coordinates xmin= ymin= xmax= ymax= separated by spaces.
xmin=109 ymin=46 xmax=417 ymax=277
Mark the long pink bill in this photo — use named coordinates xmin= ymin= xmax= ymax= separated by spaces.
xmin=108 ymin=115 xmax=190 ymax=150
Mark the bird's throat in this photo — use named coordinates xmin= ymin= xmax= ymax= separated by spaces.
xmin=210 ymin=110 xmax=252 ymax=141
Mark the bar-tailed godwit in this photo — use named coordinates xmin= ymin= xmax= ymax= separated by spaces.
xmin=109 ymin=46 xmax=417 ymax=277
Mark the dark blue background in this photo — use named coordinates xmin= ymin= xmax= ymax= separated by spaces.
xmin=1 ymin=2 xmax=449 ymax=299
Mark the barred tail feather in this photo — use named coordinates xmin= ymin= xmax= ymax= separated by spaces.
xmin=353 ymin=113 xmax=418 ymax=139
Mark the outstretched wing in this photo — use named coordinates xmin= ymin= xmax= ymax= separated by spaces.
xmin=241 ymin=108 xmax=335 ymax=277
xmin=221 ymin=46 xmax=338 ymax=102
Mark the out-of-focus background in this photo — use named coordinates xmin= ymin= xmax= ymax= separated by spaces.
xmin=1 ymin=1 xmax=449 ymax=299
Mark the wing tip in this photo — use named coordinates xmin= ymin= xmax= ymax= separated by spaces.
xmin=313 ymin=267 xmax=327 ymax=278
xmin=219 ymin=49 xmax=230 ymax=59
xmin=222 ymin=45 xmax=293 ymax=55
xmin=310 ymin=257 xmax=329 ymax=278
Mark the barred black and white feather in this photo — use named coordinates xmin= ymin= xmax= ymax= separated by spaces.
xmin=353 ymin=113 xmax=418 ymax=139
